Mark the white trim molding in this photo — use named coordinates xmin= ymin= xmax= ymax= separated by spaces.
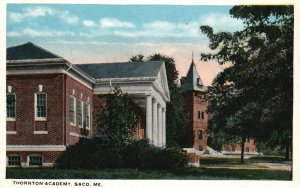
xmin=6 ymin=118 xmax=16 ymax=122
xmin=6 ymin=145 xmax=66 ymax=151
xmin=70 ymin=132 xmax=80 ymax=137
xmin=33 ymin=131 xmax=48 ymax=134
xmin=70 ymin=132 xmax=88 ymax=138
xmin=7 ymin=69 xmax=93 ymax=90
xmin=6 ymin=131 xmax=17 ymax=135
xmin=34 ymin=92 xmax=47 ymax=121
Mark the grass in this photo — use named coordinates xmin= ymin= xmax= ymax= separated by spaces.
xmin=6 ymin=167 xmax=292 ymax=180
xmin=200 ymin=155 xmax=291 ymax=165
xmin=6 ymin=155 xmax=292 ymax=180
xmin=248 ymin=156 xmax=292 ymax=163
xmin=200 ymin=156 xmax=247 ymax=165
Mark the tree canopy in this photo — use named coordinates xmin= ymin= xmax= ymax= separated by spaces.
xmin=96 ymin=87 xmax=138 ymax=146
xmin=201 ymin=5 xmax=293 ymax=161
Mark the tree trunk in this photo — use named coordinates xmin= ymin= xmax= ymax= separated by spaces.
xmin=240 ymin=136 xmax=246 ymax=163
xmin=285 ymin=142 xmax=290 ymax=160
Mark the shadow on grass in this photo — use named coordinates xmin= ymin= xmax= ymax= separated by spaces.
xmin=6 ymin=167 xmax=292 ymax=180
xmin=248 ymin=156 xmax=292 ymax=163
xmin=201 ymin=155 xmax=291 ymax=165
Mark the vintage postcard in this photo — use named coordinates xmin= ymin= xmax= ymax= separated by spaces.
xmin=1 ymin=0 xmax=299 ymax=188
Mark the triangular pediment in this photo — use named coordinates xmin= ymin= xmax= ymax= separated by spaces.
xmin=155 ymin=62 xmax=170 ymax=101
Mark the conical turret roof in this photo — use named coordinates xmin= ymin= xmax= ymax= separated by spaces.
xmin=181 ymin=58 xmax=207 ymax=92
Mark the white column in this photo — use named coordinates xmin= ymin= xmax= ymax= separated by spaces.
xmin=157 ymin=104 xmax=163 ymax=147
xmin=152 ymin=99 xmax=158 ymax=146
xmin=162 ymin=108 xmax=166 ymax=147
xmin=146 ymin=94 xmax=153 ymax=142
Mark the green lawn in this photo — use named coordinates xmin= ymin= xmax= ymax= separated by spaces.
xmin=6 ymin=156 xmax=292 ymax=180
xmin=6 ymin=167 xmax=292 ymax=180
xmin=200 ymin=155 xmax=291 ymax=165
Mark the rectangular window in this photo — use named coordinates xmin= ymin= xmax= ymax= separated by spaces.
xmin=6 ymin=94 xmax=16 ymax=119
xmin=8 ymin=156 xmax=21 ymax=166
xmin=29 ymin=156 xmax=42 ymax=166
xmin=85 ymin=102 xmax=91 ymax=129
xmin=198 ymin=111 xmax=201 ymax=119
xmin=70 ymin=96 xmax=76 ymax=124
xmin=198 ymin=130 xmax=203 ymax=140
xmin=77 ymin=99 xmax=83 ymax=127
xmin=35 ymin=93 xmax=47 ymax=120
xmin=201 ymin=111 xmax=205 ymax=119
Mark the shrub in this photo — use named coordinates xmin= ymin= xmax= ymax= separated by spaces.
xmin=122 ymin=139 xmax=156 ymax=169
xmin=122 ymin=139 xmax=188 ymax=170
xmin=57 ymin=138 xmax=188 ymax=170
xmin=153 ymin=147 xmax=188 ymax=170
xmin=56 ymin=137 xmax=123 ymax=169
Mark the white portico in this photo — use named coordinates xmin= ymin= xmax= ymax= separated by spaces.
xmin=77 ymin=61 xmax=170 ymax=147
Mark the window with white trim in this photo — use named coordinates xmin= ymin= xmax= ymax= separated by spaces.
xmin=6 ymin=93 xmax=16 ymax=119
xmin=29 ymin=156 xmax=42 ymax=166
xmin=35 ymin=93 xmax=47 ymax=120
xmin=7 ymin=155 xmax=21 ymax=166
xmin=85 ymin=102 xmax=90 ymax=129
xmin=70 ymin=96 xmax=76 ymax=124
xmin=77 ymin=99 xmax=83 ymax=127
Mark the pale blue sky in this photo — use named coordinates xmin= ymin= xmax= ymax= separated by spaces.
xmin=7 ymin=4 xmax=244 ymax=85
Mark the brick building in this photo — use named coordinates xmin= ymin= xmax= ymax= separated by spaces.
xmin=6 ymin=42 xmax=170 ymax=167
xmin=181 ymin=58 xmax=256 ymax=154
xmin=181 ymin=59 xmax=209 ymax=151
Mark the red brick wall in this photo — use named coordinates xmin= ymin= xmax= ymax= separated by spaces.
xmin=7 ymin=74 xmax=65 ymax=145
xmin=65 ymin=75 xmax=93 ymax=146
xmin=182 ymin=91 xmax=209 ymax=151
xmin=6 ymin=73 xmax=94 ymax=165
xmin=7 ymin=151 xmax=62 ymax=166
xmin=223 ymin=139 xmax=256 ymax=153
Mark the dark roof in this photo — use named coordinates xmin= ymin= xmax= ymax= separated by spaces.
xmin=76 ymin=61 xmax=163 ymax=79
xmin=181 ymin=60 xmax=207 ymax=92
xmin=7 ymin=42 xmax=61 ymax=60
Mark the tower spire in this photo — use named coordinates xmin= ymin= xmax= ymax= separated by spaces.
xmin=192 ymin=51 xmax=194 ymax=64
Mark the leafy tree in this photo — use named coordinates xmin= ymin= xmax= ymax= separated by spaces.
xmin=129 ymin=54 xmax=145 ymax=62
xmin=96 ymin=86 xmax=138 ymax=146
xmin=130 ymin=53 xmax=193 ymax=148
xmin=201 ymin=5 xmax=293 ymax=161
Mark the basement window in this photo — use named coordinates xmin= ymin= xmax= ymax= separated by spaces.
xmin=29 ymin=156 xmax=43 ymax=166
xmin=7 ymin=156 xmax=21 ymax=166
